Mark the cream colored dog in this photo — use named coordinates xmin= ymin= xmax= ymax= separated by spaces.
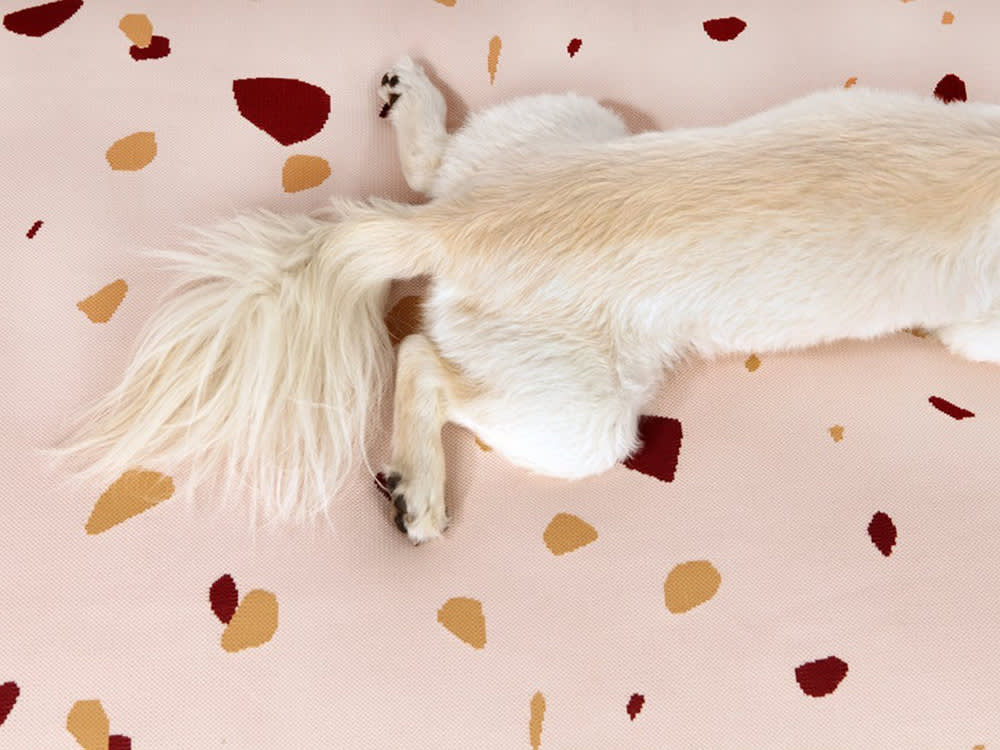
xmin=60 ymin=58 xmax=1000 ymax=543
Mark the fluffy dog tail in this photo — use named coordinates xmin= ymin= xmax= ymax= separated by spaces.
xmin=54 ymin=197 xmax=437 ymax=522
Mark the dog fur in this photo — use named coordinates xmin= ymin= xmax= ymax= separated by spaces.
xmin=58 ymin=57 xmax=1000 ymax=542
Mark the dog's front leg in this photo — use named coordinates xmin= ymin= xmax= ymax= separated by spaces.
xmin=378 ymin=57 xmax=448 ymax=196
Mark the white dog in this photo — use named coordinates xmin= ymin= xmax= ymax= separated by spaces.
xmin=60 ymin=58 xmax=1000 ymax=543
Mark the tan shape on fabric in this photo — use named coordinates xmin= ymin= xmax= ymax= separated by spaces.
xmin=282 ymin=155 xmax=331 ymax=193
xmin=77 ymin=279 xmax=127 ymax=323
xmin=488 ymin=36 xmax=502 ymax=85
xmin=106 ymin=131 xmax=157 ymax=171
xmin=66 ymin=700 xmax=109 ymax=750
xmin=942 ymin=11 xmax=954 ymax=23
xmin=663 ymin=560 xmax=721 ymax=613
xmin=744 ymin=353 xmax=761 ymax=372
xmin=844 ymin=77 xmax=858 ymax=88
xmin=437 ymin=597 xmax=486 ymax=648
xmin=474 ymin=436 xmax=492 ymax=452
xmin=907 ymin=327 xmax=930 ymax=338
xmin=434 ymin=0 xmax=457 ymax=5
xmin=543 ymin=513 xmax=598 ymax=555
xmin=829 ymin=425 xmax=844 ymax=442
xmin=221 ymin=589 xmax=279 ymax=652
xmin=85 ymin=469 xmax=174 ymax=534
xmin=118 ymin=14 xmax=152 ymax=47
xmin=529 ymin=692 xmax=545 ymax=750
xmin=385 ymin=295 xmax=424 ymax=344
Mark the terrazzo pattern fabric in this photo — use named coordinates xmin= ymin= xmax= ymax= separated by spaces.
xmin=3 ymin=1 xmax=1000 ymax=748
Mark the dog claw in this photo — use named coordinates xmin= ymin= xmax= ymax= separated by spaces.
xmin=385 ymin=472 xmax=401 ymax=493
xmin=380 ymin=469 xmax=446 ymax=543
xmin=379 ymin=93 xmax=401 ymax=119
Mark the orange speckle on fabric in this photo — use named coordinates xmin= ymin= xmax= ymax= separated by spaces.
xmin=282 ymin=155 xmax=331 ymax=193
xmin=106 ymin=132 xmax=157 ymax=171
xmin=77 ymin=279 xmax=127 ymax=323
xmin=118 ymin=14 xmax=152 ymax=47
xmin=488 ymin=36 xmax=502 ymax=84
xmin=663 ymin=560 xmax=721 ymax=613
xmin=844 ymin=76 xmax=858 ymax=88
xmin=745 ymin=354 xmax=761 ymax=372
xmin=543 ymin=513 xmax=598 ymax=555
xmin=221 ymin=589 xmax=279 ymax=652
xmin=66 ymin=700 xmax=109 ymax=750
xmin=85 ymin=470 xmax=174 ymax=534
xmin=529 ymin=692 xmax=545 ymax=750
xmin=437 ymin=597 xmax=486 ymax=648
xmin=829 ymin=425 xmax=844 ymax=442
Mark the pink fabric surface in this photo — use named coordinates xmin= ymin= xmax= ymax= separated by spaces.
xmin=3 ymin=0 xmax=1000 ymax=748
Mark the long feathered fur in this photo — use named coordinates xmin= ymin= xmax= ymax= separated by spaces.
xmin=54 ymin=198 xmax=434 ymax=522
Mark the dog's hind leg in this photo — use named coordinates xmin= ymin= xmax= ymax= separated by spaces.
xmin=384 ymin=333 xmax=473 ymax=544
xmin=936 ymin=306 xmax=1000 ymax=363
xmin=384 ymin=328 xmax=647 ymax=544
xmin=378 ymin=58 xmax=448 ymax=195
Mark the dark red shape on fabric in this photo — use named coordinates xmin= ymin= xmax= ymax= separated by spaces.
xmin=934 ymin=74 xmax=967 ymax=104
xmin=26 ymin=221 xmax=43 ymax=239
xmin=626 ymin=693 xmax=645 ymax=720
xmin=795 ymin=656 xmax=849 ymax=697
xmin=623 ymin=415 xmax=683 ymax=483
xmin=3 ymin=0 xmax=82 ymax=37
xmin=567 ymin=38 xmax=582 ymax=57
xmin=703 ymin=17 xmax=746 ymax=41
xmin=868 ymin=511 xmax=897 ymax=557
xmin=209 ymin=574 xmax=239 ymax=624
xmin=929 ymin=395 xmax=974 ymax=420
xmin=129 ymin=35 xmax=170 ymax=60
xmin=109 ymin=735 xmax=132 ymax=750
xmin=0 ymin=682 xmax=19 ymax=727
xmin=232 ymin=78 xmax=331 ymax=146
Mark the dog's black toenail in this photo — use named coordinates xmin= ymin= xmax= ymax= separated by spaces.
xmin=381 ymin=73 xmax=390 ymax=86
xmin=393 ymin=494 xmax=407 ymax=515
xmin=394 ymin=511 xmax=408 ymax=534
xmin=386 ymin=473 xmax=401 ymax=493
xmin=378 ymin=93 xmax=400 ymax=119
xmin=374 ymin=473 xmax=392 ymax=501
xmin=389 ymin=75 xmax=399 ymax=87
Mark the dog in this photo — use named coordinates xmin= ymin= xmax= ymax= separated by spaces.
xmin=58 ymin=57 xmax=1000 ymax=543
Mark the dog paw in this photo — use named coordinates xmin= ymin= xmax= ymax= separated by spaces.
xmin=377 ymin=57 xmax=418 ymax=119
xmin=377 ymin=56 xmax=443 ymax=122
xmin=378 ymin=74 xmax=401 ymax=119
xmin=380 ymin=470 xmax=449 ymax=545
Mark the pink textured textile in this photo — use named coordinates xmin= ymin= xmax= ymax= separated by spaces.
xmin=3 ymin=1 xmax=999 ymax=748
